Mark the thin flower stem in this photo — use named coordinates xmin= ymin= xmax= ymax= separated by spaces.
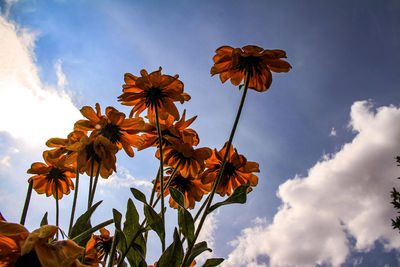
xmin=181 ymin=194 xmax=210 ymax=244
xmin=149 ymin=168 xmax=161 ymax=206
xmin=88 ymin=161 xmax=102 ymax=209
xmin=55 ymin=181 xmax=59 ymax=240
xmin=155 ymin=106 xmax=166 ymax=252
xmin=88 ymin=158 xmax=95 ymax=209
xmin=20 ymin=180 xmax=33 ymax=225
xmin=181 ymin=73 xmax=251 ymax=267
xmin=68 ymin=169 xmax=80 ymax=236
xmin=108 ymin=231 xmax=119 ymax=267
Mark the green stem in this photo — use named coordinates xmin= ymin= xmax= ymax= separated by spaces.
xmin=108 ymin=231 xmax=119 ymax=267
xmin=68 ymin=169 xmax=80 ymax=236
xmin=149 ymin=168 xmax=161 ymax=206
xmin=181 ymin=73 xmax=250 ymax=267
xmin=155 ymin=107 xmax=166 ymax=252
xmin=88 ymin=161 xmax=101 ymax=209
xmin=88 ymin=158 xmax=95 ymax=209
xmin=55 ymin=180 xmax=59 ymax=240
xmin=20 ymin=180 xmax=33 ymax=225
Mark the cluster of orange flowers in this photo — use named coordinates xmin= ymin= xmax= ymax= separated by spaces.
xmin=1 ymin=45 xmax=291 ymax=266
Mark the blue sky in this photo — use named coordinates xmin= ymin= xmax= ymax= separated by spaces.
xmin=1 ymin=1 xmax=400 ymax=266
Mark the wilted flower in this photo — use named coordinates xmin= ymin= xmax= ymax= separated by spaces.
xmin=211 ymin=45 xmax=292 ymax=92
xmin=0 ymin=219 xmax=85 ymax=267
xmin=85 ymin=228 xmax=114 ymax=266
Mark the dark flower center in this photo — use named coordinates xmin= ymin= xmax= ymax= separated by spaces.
xmin=101 ymin=123 xmax=123 ymax=143
xmin=217 ymin=162 xmax=237 ymax=187
xmin=86 ymin=143 xmax=101 ymax=163
xmin=171 ymin=175 xmax=192 ymax=193
xmin=145 ymin=87 xmax=168 ymax=108
xmin=237 ymin=55 xmax=263 ymax=77
xmin=96 ymin=237 xmax=113 ymax=260
xmin=46 ymin=167 xmax=66 ymax=182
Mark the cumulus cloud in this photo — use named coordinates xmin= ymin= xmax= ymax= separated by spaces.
xmin=99 ymin=165 xmax=153 ymax=189
xmin=224 ymin=101 xmax=400 ymax=267
xmin=196 ymin=212 xmax=218 ymax=265
xmin=0 ymin=15 xmax=81 ymax=146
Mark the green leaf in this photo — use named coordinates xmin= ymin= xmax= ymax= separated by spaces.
xmin=186 ymin=241 xmax=212 ymax=266
xmin=202 ymin=258 xmax=224 ymax=267
xmin=40 ymin=212 xmax=48 ymax=226
xmin=70 ymin=201 xmax=102 ymax=245
xmin=144 ymin=204 xmax=165 ymax=243
xmin=208 ymin=182 xmax=250 ymax=214
xmin=130 ymin=188 xmax=148 ymax=204
xmin=178 ymin=207 xmax=194 ymax=245
xmin=157 ymin=228 xmax=183 ymax=267
xmin=169 ymin=186 xmax=184 ymax=207
xmin=123 ymin=199 xmax=147 ymax=267
xmin=113 ymin=209 xmax=123 ymax=231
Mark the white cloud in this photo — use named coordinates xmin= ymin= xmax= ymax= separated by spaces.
xmin=224 ymin=100 xmax=400 ymax=267
xmin=0 ymin=15 xmax=81 ymax=146
xmin=196 ymin=212 xmax=218 ymax=265
xmin=99 ymin=165 xmax=153 ymax=189
xmin=55 ymin=59 xmax=67 ymax=90
xmin=330 ymin=127 xmax=337 ymax=136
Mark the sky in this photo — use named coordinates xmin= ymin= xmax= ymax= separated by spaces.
xmin=1 ymin=0 xmax=400 ymax=266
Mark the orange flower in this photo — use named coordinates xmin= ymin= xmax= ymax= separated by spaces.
xmin=46 ymin=131 xmax=87 ymax=161
xmin=139 ymin=110 xmax=199 ymax=150
xmin=118 ymin=67 xmax=190 ymax=121
xmin=0 ymin=220 xmax=85 ymax=267
xmin=85 ymin=228 xmax=114 ymax=266
xmin=157 ymin=171 xmax=211 ymax=209
xmin=161 ymin=140 xmax=212 ymax=178
xmin=27 ymin=151 xmax=75 ymax=200
xmin=211 ymin=45 xmax=292 ymax=92
xmin=74 ymin=103 xmax=144 ymax=157
xmin=68 ymin=135 xmax=118 ymax=179
xmin=201 ymin=142 xmax=259 ymax=197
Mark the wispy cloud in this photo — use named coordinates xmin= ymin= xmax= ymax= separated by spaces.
xmin=224 ymin=100 xmax=400 ymax=267
xmin=0 ymin=15 xmax=81 ymax=146
xmin=99 ymin=165 xmax=152 ymax=189
xmin=196 ymin=211 xmax=218 ymax=265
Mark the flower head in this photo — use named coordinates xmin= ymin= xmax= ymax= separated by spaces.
xmin=139 ymin=110 xmax=199 ymax=150
xmin=74 ymin=103 xmax=144 ymax=157
xmin=46 ymin=131 xmax=87 ymax=162
xmin=27 ymin=151 xmax=75 ymax=199
xmin=0 ymin=220 xmax=85 ymax=267
xmin=85 ymin=228 xmax=114 ymax=266
xmin=118 ymin=67 xmax=190 ymax=121
xmin=155 ymin=171 xmax=211 ymax=209
xmin=201 ymin=142 xmax=259 ymax=196
xmin=68 ymin=135 xmax=118 ymax=179
xmin=161 ymin=139 xmax=212 ymax=178
xmin=211 ymin=45 xmax=292 ymax=92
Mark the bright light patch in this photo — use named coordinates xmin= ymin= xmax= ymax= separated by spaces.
xmin=0 ymin=16 xmax=81 ymax=146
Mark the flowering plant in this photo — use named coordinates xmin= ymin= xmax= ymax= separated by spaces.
xmin=0 ymin=45 xmax=291 ymax=267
